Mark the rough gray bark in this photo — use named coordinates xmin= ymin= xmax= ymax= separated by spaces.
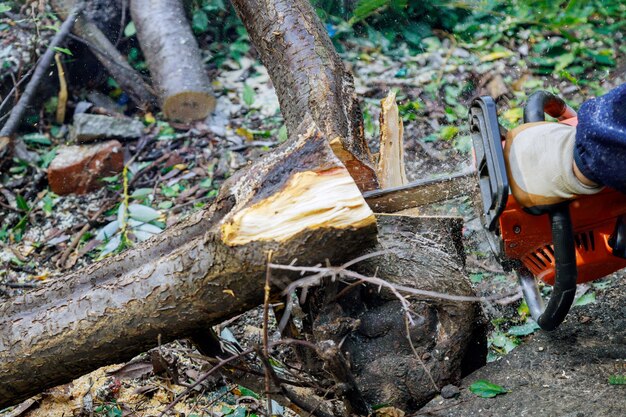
xmin=0 ymin=125 xmax=377 ymax=409
xmin=231 ymin=0 xmax=378 ymax=191
xmin=304 ymin=215 xmax=486 ymax=412
xmin=130 ymin=0 xmax=215 ymax=122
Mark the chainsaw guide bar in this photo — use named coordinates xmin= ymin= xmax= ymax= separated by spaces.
xmin=363 ymin=170 xmax=477 ymax=213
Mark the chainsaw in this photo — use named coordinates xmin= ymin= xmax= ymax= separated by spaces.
xmin=363 ymin=91 xmax=626 ymax=331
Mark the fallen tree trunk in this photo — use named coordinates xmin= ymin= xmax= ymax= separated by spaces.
xmin=0 ymin=0 xmax=484 ymax=411
xmin=301 ymin=215 xmax=486 ymax=413
xmin=0 ymin=124 xmax=377 ymax=408
xmin=130 ymin=0 xmax=215 ymax=122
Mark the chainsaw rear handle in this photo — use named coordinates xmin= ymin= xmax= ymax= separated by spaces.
xmin=524 ymin=91 xmax=577 ymax=123
xmin=520 ymin=93 xmax=578 ymax=331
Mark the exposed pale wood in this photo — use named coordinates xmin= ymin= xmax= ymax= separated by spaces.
xmin=377 ymin=91 xmax=408 ymax=188
xmin=130 ymin=0 xmax=215 ymax=122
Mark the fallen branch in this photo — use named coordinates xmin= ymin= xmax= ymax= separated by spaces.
xmin=272 ymin=262 xmax=518 ymax=303
xmin=0 ymin=1 xmax=84 ymax=138
xmin=50 ymin=0 xmax=157 ymax=107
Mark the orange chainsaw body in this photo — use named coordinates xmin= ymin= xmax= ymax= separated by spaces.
xmin=499 ymin=116 xmax=626 ymax=285
xmin=499 ymin=188 xmax=626 ymax=285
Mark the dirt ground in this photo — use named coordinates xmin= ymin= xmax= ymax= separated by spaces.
xmin=419 ymin=274 xmax=626 ymax=417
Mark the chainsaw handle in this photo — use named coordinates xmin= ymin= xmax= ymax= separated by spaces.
xmin=524 ymin=91 xmax=577 ymax=123
xmin=520 ymin=205 xmax=578 ymax=331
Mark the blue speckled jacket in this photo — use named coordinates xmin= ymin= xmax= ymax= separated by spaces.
xmin=574 ymin=83 xmax=626 ymax=192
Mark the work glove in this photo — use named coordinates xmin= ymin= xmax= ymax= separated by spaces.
xmin=504 ymin=121 xmax=603 ymax=210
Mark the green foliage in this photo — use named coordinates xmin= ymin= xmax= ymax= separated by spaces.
xmin=574 ymin=291 xmax=596 ymax=306
xmin=469 ymin=379 xmax=509 ymax=398
xmin=242 ymin=84 xmax=255 ymax=107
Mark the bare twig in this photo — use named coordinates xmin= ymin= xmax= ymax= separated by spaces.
xmin=159 ymin=338 xmax=319 ymax=417
xmin=57 ymin=201 xmax=112 ymax=269
xmin=0 ymin=66 xmax=35 ymax=115
xmin=271 ymin=262 xmax=518 ymax=304
xmin=404 ymin=316 xmax=439 ymax=392
xmin=0 ymin=1 xmax=85 ymax=137
xmin=263 ymin=250 xmax=273 ymax=416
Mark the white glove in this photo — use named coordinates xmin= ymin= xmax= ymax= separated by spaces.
xmin=504 ymin=122 xmax=603 ymax=209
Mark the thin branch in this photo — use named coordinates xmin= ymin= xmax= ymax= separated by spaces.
xmin=271 ymin=263 xmax=518 ymax=303
xmin=404 ymin=315 xmax=439 ymax=392
xmin=263 ymin=250 xmax=273 ymax=417
xmin=0 ymin=1 xmax=85 ymax=137
xmin=0 ymin=66 xmax=35 ymax=116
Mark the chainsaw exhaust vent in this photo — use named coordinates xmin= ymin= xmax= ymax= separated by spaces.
xmin=523 ymin=231 xmax=596 ymax=278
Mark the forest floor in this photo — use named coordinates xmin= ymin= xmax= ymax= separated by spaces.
xmin=1 ymin=2 xmax=625 ymax=416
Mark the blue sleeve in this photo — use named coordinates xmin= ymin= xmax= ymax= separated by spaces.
xmin=574 ymin=83 xmax=626 ymax=193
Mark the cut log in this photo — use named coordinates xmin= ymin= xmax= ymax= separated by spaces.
xmin=230 ymin=0 xmax=378 ymax=191
xmin=0 ymin=124 xmax=377 ymax=408
xmin=130 ymin=0 xmax=215 ymax=122
xmin=50 ymin=0 xmax=157 ymax=107
xmin=377 ymin=91 xmax=408 ymax=188
xmin=304 ymin=215 xmax=486 ymax=412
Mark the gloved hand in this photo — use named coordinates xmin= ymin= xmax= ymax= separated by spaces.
xmin=504 ymin=121 xmax=603 ymax=210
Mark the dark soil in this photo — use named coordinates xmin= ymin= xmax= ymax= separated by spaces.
xmin=419 ymin=273 xmax=626 ymax=417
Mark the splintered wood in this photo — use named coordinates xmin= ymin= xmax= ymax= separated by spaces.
xmin=377 ymin=91 xmax=408 ymax=189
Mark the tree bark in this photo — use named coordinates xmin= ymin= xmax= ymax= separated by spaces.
xmin=0 ymin=124 xmax=377 ymax=408
xmin=130 ymin=0 xmax=215 ymax=122
xmin=230 ymin=0 xmax=378 ymax=191
xmin=303 ymin=215 xmax=486 ymax=412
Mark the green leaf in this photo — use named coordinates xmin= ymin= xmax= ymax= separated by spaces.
xmin=242 ymin=84 xmax=255 ymax=107
xmin=508 ymin=320 xmax=540 ymax=336
xmin=453 ymin=135 xmax=472 ymax=153
xmin=158 ymin=201 xmax=173 ymax=210
xmin=232 ymin=407 xmax=246 ymax=417
xmin=574 ymin=291 xmax=596 ymax=306
xmin=42 ymin=193 xmax=55 ymax=215
xmin=350 ymin=0 xmax=390 ymax=26
xmin=131 ymin=188 xmax=153 ymax=199
xmin=128 ymin=204 xmax=160 ymax=222
xmin=21 ymin=133 xmax=51 ymax=145
xmin=469 ymin=379 xmax=508 ymax=398
xmin=16 ymin=194 xmax=29 ymax=211
xmin=39 ymin=148 xmax=57 ymax=169
xmin=192 ymin=9 xmax=209 ymax=33
xmin=469 ymin=273 xmax=483 ymax=284
xmin=278 ymin=125 xmax=288 ymax=143
xmin=100 ymin=175 xmax=120 ymax=183
xmin=490 ymin=331 xmax=518 ymax=354
xmin=199 ymin=178 xmax=213 ymax=189
xmin=439 ymin=125 xmax=459 ymax=141
xmin=0 ymin=4 xmax=11 ymax=13
xmin=124 ymin=21 xmax=136 ymax=37
xmin=554 ymin=52 xmax=576 ymax=72
xmin=53 ymin=46 xmax=73 ymax=56
xmin=238 ymin=385 xmax=260 ymax=399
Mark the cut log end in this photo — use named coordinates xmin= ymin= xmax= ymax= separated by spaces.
xmin=163 ymin=91 xmax=216 ymax=123
xmin=221 ymin=166 xmax=375 ymax=246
